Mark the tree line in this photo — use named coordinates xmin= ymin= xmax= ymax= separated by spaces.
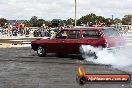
xmin=0 ymin=13 xmax=132 ymax=27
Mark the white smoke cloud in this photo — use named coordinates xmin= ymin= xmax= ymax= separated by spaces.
xmin=80 ymin=45 xmax=132 ymax=72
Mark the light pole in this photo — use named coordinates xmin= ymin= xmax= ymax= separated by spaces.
xmin=112 ymin=15 xmax=114 ymax=20
xmin=75 ymin=0 xmax=77 ymax=27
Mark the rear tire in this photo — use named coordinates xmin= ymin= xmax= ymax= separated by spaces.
xmin=81 ymin=50 xmax=98 ymax=59
xmin=79 ymin=55 xmax=85 ymax=60
xmin=37 ymin=45 xmax=46 ymax=57
xmin=87 ymin=52 xmax=98 ymax=59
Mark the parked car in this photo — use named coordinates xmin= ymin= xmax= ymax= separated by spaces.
xmin=31 ymin=27 xmax=125 ymax=59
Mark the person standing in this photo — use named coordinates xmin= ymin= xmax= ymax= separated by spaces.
xmin=106 ymin=19 xmax=112 ymax=27
xmin=0 ymin=30 xmax=2 ymax=38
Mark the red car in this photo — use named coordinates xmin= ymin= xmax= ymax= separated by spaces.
xmin=31 ymin=27 xmax=125 ymax=58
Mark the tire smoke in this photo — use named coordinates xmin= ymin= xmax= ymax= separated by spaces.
xmin=80 ymin=45 xmax=132 ymax=72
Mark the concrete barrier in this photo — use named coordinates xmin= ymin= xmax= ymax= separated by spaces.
xmin=0 ymin=36 xmax=50 ymax=48
xmin=0 ymin=43 xmax=31 ymax=48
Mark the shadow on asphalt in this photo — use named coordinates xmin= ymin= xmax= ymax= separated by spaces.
xmin=32 ymin=54 xmax=84 ymax=60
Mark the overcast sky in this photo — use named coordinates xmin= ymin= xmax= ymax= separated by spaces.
xmin=0 ymin=0 xmax=132 ymax=20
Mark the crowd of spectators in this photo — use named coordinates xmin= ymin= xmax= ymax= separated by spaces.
xmin=0 ymin=21 xmax=130 ymax=38
xmin=0 ymin=23 xmax=62 ymax=38
xmin=33 ymin=27 xmax=61 ymax=38
xmin=0 ymin=23 xmax=32 ymax=38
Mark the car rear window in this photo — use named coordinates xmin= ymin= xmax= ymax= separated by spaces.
xmin=103 ymin=28 xmax=120 ymax=37
xmin=83 ymin=30 xmax=101 ymax=38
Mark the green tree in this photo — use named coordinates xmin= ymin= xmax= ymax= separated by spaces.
xmin=122 ymin=14 xmax=132 ymax=25
xmin=36 ymin=19 xmax=45 ymax=27
xmin=23 ymin=20 xmax=32 ymax=27
xmin=113 ymin=18 xmax=122 ymax=24
xmin=77 ymin=13 xmax=106 ymax=25
xmin=0 ymin=18 xmax=7 ymax=27
xmin=66 ymin=18 xmax=74 ymax=25
xmin=43 ymin=20 xmax=50 ymax=26
xmin=78 ymin=13 xmax=96 ymax=25
xmin=30 ymin=16 xmax=38 ymax=22
xmin=29 ymin=16 xmax=38 ymax=27
xmin=24 ymin=16 xmax=50 ymax=27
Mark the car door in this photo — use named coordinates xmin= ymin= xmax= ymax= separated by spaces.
xmin=38 ymin=38 xmax=59 ymax=53
xmin=64 ymin=30 xmax=81 ymax=54
xmin=55 ymin=30 xmax=69 ymax=54
xmin=57 ymin=30 xmax=81 ymax=54
xmin=54 ymin=30 xmax=80 ymax=54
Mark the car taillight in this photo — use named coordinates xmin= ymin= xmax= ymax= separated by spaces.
xmin=104 ymin=39 xmax=109 ymax=48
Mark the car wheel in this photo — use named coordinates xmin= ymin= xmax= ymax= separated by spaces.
xmin=87 ymin=52 xmax=98 ymax=59
xmin=81 ymin=50 xmax=98 ymax=59
xmin=37 ymin=45 xmax=46 ymax=57
xmin=78 ymin=55 xmax=85 ymax=60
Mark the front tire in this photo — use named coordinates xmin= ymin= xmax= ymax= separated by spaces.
xmin=37 ymin=45 xmax=46 ymax=57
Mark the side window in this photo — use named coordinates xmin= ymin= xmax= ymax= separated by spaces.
xmin=56 ymin=30 xmax=69 ymax=39
xmin=67 ymin=30 xmax=80 ymax=39
xmin=83 ymin=30 xmax=100 ymax=38
xmin=103 ymin=29 xmax=120 ymax=37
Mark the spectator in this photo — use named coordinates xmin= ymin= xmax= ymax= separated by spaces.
xmin=98 ymin=21 xmax=104 ymax=27
xmin=106 ymin=19 xmax=112 ymax=27
xmin=40 ymin=29 xmax=45 ymax=37
xmin=89 ymin=22 xmax=93 ymax=27
xmin=44 ymin=30 xmax=50 ymax=37
xmin=0 ymin=30 xmax=2 ymax=38
xmin=33 ymin=30 xmax=38 ymax=37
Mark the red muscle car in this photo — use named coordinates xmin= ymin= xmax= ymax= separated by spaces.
xmin=31 ymin=27 xmax=125 ymax=58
